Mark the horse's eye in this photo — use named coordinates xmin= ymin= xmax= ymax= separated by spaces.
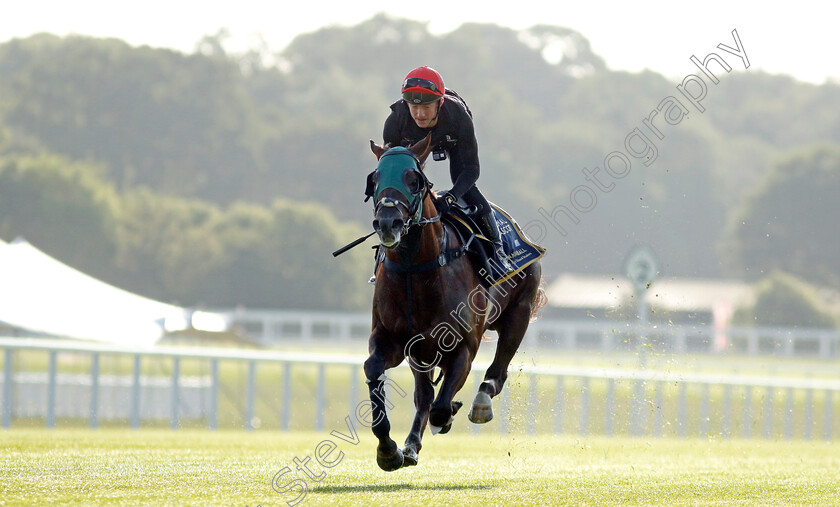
xmin=403 ymin=170 xmax=421 ymax=193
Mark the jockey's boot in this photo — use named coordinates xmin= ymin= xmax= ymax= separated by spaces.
xmin=478 ymin=213 xmax=514 ymax=273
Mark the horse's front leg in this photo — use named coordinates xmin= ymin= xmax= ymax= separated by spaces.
xmin=402 ymin=368 xmax=434 ymax=467
xmin=363 ymin=338 xmax=405 ymax=472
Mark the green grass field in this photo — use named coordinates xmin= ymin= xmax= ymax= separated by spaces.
xmin=2 ymin=429 xmax=839 ymax=506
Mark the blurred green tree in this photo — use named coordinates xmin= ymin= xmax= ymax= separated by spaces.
xmin=0 ymin=153 xmax=119 ymax=279
xmin=722 ymin=144 xmax=840 ymax=288
xmin=732 ymin=271 xmax=837 ymax=328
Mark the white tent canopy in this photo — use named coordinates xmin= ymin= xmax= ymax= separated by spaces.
xmin=0 ymin=238 xmax=226 ymax=346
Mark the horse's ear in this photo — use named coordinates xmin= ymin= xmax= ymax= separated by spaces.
xmin=408 ymin=133 xmax=433 ymax=164
xmin=370 ymin=139 xmax=387 ymax=161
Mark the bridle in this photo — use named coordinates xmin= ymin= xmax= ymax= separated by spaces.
xmin=373 ymin=193 xmax=440 ymax=237
xmin=370 ymin=148 xmax=440 ymax=237
xmin=334 ymin=147 xmax=439 ymax=259
xmin=368 ymin=147 xmax=468 ymax=350
xmin=370 ymin=148 xmax=467 ymax=272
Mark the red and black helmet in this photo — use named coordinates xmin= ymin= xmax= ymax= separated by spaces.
xmin=401 ymin=66 xmax=445 ymax=105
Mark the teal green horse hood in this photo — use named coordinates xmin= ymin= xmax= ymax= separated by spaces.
xmin=372 ymin=147 xmax=427 ymax=216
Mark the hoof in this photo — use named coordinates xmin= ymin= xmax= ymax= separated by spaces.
xmin=429 ymin=417 xmax=454 ymax=435
xmin=430 ymin=405 xmax=453 ymax=428
xmin=438 ymin=401 xmax=460 ymax=433
xmin=469 ymin=391 xmax=494 ymax=424
xmin=401 ymin=446 xmax=418 ymax=467
xmin=376 ymin=446 xmax=404 ymax=471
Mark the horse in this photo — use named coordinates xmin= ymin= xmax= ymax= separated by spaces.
xmin=364 ymin=133 xmax=546 ymax=471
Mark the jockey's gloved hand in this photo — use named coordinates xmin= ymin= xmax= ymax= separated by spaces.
xmin=433 ymin=191 xmax=457 ymax=215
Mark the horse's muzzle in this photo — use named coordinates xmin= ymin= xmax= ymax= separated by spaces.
xmin=373 ymin=217 xmax=404 ymax=248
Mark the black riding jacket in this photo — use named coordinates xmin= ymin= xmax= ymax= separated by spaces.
xmin=382 ymin=91 xmax=480 ymax=202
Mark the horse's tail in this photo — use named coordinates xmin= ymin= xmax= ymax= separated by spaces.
xmin=529 ymin=277 xmax=548 ymax=322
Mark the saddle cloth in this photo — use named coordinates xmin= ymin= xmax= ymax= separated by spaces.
xmin=445 ymin=203 xmax=546 ymax=287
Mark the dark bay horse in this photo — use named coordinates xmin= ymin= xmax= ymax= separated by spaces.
xmin=365 ymin=134 xmax=545 ymax=471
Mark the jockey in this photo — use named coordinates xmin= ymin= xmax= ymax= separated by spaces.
xmin=382 ymin=65 xmax=513 ymax=273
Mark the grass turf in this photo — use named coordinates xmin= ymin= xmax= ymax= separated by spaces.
xmin=1 ymin=429 xmax=838 ymax=506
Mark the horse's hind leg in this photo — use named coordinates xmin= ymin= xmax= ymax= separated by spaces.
xmin=469 ymin=299 xmax=530 ymax=423
xmin=469 ymin=270 xmax=540 ymax=424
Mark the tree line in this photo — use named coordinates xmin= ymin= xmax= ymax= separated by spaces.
xmin=0 ymin=152 xmax=370 ymax=310
xmin=0 ymin=15 xmax=838 ymax=320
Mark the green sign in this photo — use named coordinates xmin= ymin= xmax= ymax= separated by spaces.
xmin=624 ymin=246 xmax=660 ymax=294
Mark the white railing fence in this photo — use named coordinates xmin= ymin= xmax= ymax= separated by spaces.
xmin=2 ymin=337 xmax=838 ymax=440
xmin=225 ymin=310 xmax=840 ymax=358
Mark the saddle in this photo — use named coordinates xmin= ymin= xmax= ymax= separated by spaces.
xmin=444 ymin=201 xmax=546 ymax=287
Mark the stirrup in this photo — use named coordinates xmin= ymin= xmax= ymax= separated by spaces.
xmin=495 ymin=246 xmax=514 ymax=273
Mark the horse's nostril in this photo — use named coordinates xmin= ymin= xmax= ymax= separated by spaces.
xmin=372 ymin=220 xmax=380 ymax=230
xmin=393 ymin=220 xmax=404 ymax=231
